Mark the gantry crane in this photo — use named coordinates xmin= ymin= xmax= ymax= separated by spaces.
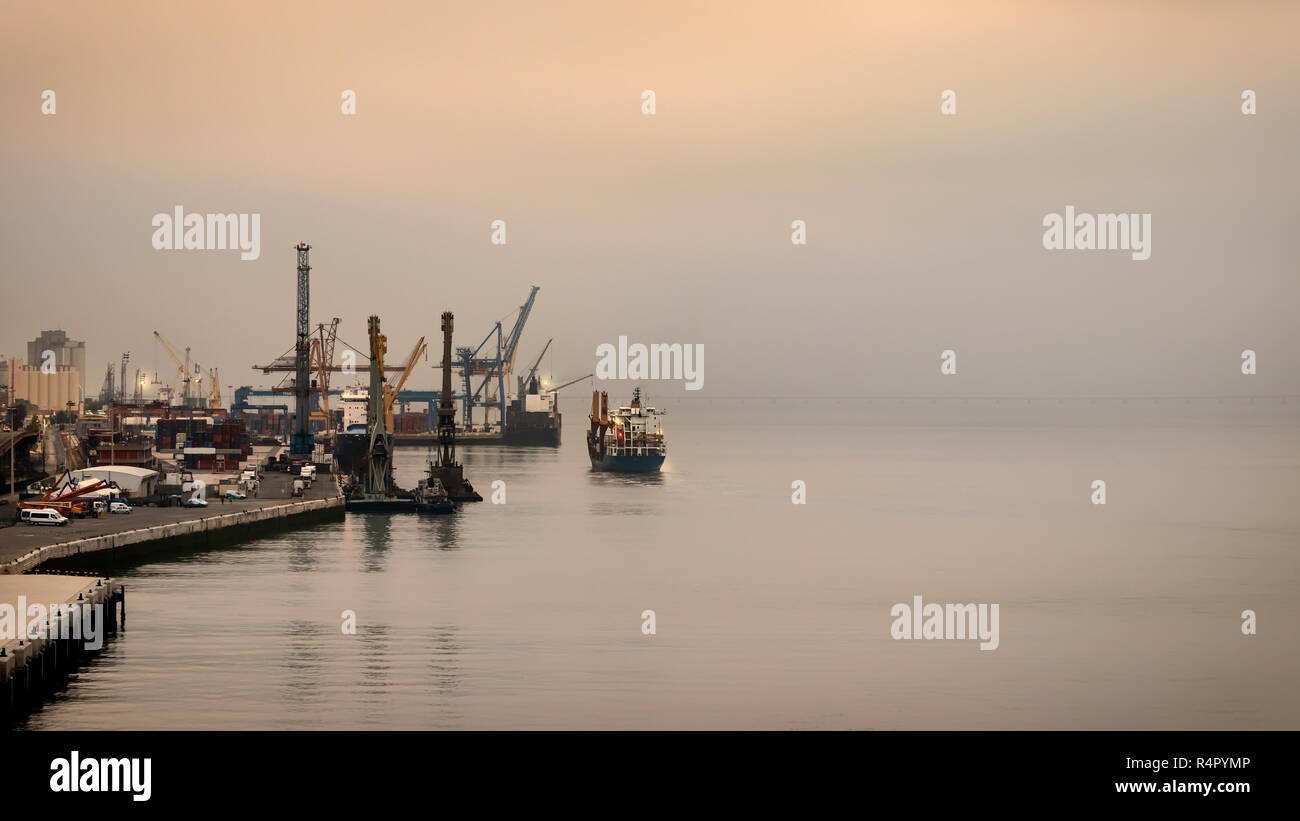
xmin=455 ymin=285 xmax=539 ymax=427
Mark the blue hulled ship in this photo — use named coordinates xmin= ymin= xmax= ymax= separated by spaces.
xmin=587 ymin=388 xmax=666 ymax=472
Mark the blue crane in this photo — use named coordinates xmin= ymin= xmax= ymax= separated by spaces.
xmin=454 ymin=286 xmax=539 ymax=428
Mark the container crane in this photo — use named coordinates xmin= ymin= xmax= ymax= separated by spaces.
xmin=455 ymin=285 xmax=539 ymax=427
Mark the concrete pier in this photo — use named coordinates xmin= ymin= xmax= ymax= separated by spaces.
xmin=1 ymin=572 xmax=124 ymax=724
xmin=0 ymin=470 xmax=343 ymax=574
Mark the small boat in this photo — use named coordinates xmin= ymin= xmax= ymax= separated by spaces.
xmin=415 ymin=474 xmax=455 ymax=514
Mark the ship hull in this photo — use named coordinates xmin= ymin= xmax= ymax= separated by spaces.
xmin=503 ymin=409 xmax=561 ymax=446
xmin=587 ymin=449 xmax=665 ymax=473
xmin=502 ymin=425 xmax=561 ymax=446
xmin=344 ymin=497 xmax=419 ymax=513
xmin=333 ymin=432 xmax=368 ymax=478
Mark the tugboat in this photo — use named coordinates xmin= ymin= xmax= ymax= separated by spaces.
xmin=586 ymin=388 xmax=666 ymax=473
xmin=415 ymin=473 xmax=454 ymax=514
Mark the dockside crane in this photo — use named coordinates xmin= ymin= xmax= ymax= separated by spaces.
xmin=383 ymin=336 xmax=427 ymax=432
xmin=308 ymin=318 xmax=340 ymax=429
xmin=153 ymin=331 xmax=193 ymax=404
xmin=209 ymin=368 xmax=221 ymax=409
xmin=455 ymin=285 xmax=540 ymax=428
xmin=544 ymin=373 xmax=593 ymax=395
xmin=518 ymin=338 xmax=552 ymax=397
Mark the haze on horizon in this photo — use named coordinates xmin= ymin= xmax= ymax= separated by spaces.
xmin=1 ymin=0 xmax=1296 ymax=399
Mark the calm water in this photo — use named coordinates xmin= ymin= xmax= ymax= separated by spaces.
xmin=19 ymin=397 xmax=1300 ymax=730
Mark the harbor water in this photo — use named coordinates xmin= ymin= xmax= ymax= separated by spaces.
xmin=17 ymin=397 xmax=1300 ymax=730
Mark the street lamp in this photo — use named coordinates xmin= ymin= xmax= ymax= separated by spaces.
xmin=5 ymin=406 xmax=14 ymax=498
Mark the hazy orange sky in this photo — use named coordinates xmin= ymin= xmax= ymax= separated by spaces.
xmin=2 ymin=1 xmax=1296 ymax=397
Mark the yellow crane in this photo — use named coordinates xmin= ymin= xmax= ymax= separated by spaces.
xmin=308 ymin=318 xmax=340 ymax=427
xmin=383 ymin=336 xmax=427 ymax=431
xmin=153 ymin=331 xmax=193 ymax=403
xmin=209 ymin=368 xmax=221 ymax=409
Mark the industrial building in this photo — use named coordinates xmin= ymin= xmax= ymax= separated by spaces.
xmin=6 ymin=360 xmax=82 ymax=412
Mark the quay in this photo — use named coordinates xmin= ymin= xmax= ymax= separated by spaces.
xmin=0 ymin=469 xmax=343 ymax=575
xmin=1 ymin=572 xmax=124 ymax=724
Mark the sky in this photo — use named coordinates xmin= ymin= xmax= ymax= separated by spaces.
xmin=1 ymin=0 xmax=1296 ymax=399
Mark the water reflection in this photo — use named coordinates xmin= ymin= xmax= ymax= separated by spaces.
xmin=426 ymin=626 xmax=462 ymax=697
xmin=587 ymin=471 xmax=665 ymax=488
xmin=279 ymin=618 xmax=325 ymax=715
xmin=358 ymin=513 xmax=393 ymax=573
xmin=419 ymin=511 xmax=462 ymax=551
xmin=286 ymin=531 xmax=318 ymax=573
xmin=357 ymin=623 xmax=392 ymax=725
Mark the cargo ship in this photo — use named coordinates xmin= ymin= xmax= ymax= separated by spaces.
xmin=503 ymin=371 xmax=561 ymax=446
xmin=586 ymin=388 xmax=666 ymax=472
xmin=333 ymin=385 xmax=369 ymax=481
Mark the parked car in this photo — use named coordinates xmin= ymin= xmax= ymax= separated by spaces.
xmin=224 ymin=490 xmax=247 ymax=500
xmin=109 ymin=500 xmax=132 ymax=514
xmin=23 ymin=508 xmax=69 ymax=526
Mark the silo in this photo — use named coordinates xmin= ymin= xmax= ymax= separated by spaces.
xmin=58 ymin=367 xmax=72 ymax=412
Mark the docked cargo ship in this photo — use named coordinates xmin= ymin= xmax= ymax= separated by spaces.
xmin=587 ymin=388 xmax=666 ymax=472
xmin=333 ymin=385 xmax=369 ymax=480
xmin=503 ymin=371 xmax=561 ymax=446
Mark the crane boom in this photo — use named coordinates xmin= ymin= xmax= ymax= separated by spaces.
xmin=545 ymin=374 xmax=593 ymax=394
xmin=501 ymin=285 xmax=539 ymax=380
xmin=153 ymin=331 xmax=193 ymax=402
xmin=383 ymin=336 xmax=427 ymax=431
xmin=526 ymin=339 xmax=552 ymax=382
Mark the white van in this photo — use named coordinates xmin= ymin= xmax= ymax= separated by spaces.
xmin=109 ymin=500 xmax=132 ymax=514
xmin=24 ymin=508 xmax=69 ymax=526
